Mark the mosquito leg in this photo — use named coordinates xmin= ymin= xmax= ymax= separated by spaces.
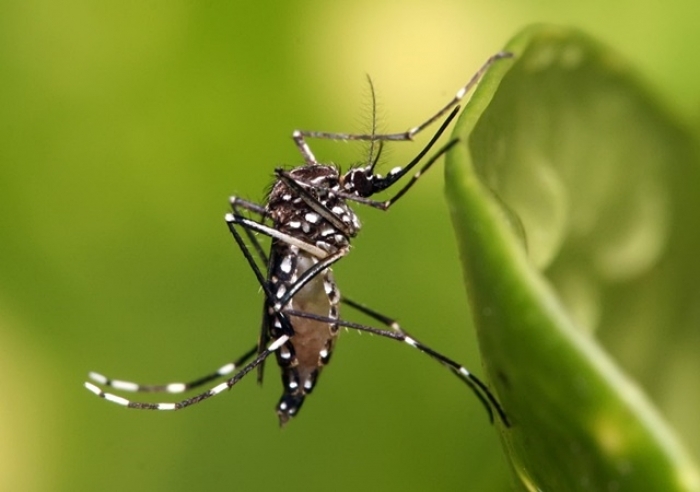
xmin=226 ymin=214 xmax=297 ymax=344
xmin=225 ymin=199 xmax=276 ymax=383
xmin=229 ymin=196 xmax=269 ymax=264
xmin=229 ymin=196 xmax=268 ymax=217
xmin=287 ymin=107 xmax=459 ymax=213
xmin=87 ymin=345 xmax=258 ymax=395
xmin=84 ymin=336 xmax=290 ymax=410
xmin=378 ymin=139 xmax=459 ymax=209
xmin=394 ymin=51 xmax=512 ymax=140
xmin=282 ymin=309 xmax=509 ymax=427
xmin=225 ymin=212 xmax=345 ymax=358
xmin=342 ymin=296 xmax=500 ymax=409
xmin=291 ymin=52 xmax=512 ymax=147
xmin=341 ymin=297 xmax=401 ymax=331
xmin=226 ymin=213 xmax=327 ymax=258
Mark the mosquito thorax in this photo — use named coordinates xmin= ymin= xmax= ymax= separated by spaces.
xmin=266 ymin=164 xmax=362 ymax=248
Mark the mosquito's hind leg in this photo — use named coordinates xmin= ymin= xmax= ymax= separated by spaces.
xmin=283 ymin=308 xmax=510 ymax=427
xmin=85 ymin=336 xmax=290 ymax=410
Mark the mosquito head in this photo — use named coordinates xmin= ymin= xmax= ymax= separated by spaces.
xmin=342 ymin=166 xmax=375 ymax=198
xmin=342 ymin=161 xmax=408 ymax=199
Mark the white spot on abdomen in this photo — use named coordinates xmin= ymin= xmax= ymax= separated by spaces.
xmin=280 ymin=256 xmax=293 ymax=274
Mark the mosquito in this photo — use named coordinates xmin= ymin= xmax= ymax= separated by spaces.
xmin=85 ymin=52 xmax=512 ymax=427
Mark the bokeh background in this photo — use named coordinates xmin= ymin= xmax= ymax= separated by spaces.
xmin=1 ymin=1 xmax=698 ymax=491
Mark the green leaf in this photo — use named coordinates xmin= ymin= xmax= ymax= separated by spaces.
xmin=447 ymin=25 xmax=700 ymax=491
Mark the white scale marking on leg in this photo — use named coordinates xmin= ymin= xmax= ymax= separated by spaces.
xmin=389 ymin=166 xmax=402 ymax=175
xmin=88 ymin=372 xmax=107 ymax=385
xmin=289 ymin=381 xmax=298 ymax=389
xmin=210 ymin=382 xmax=229 ymax=395
xmin=217 ymin=362 xmax=236 ymax=375
xmin=166 ymin=383 xmax=187 ymax=393
xmin=304 ymin=379 xmax=313 ymax=390
xmin=224 ymin=213 xmax=326 ymax=258
xmin=84 ymin=382 xmax=101 ymax=396
xmin=268 ymin=335 xmax=290 ymax=352
xmin=158 ymin=403 xmax=177 ymax=411
xmin=111 ymin=380 xmax=140 ymax=392
xmin=459 ymin=367 xmax=471 ymax=377
xmin=105 ymin=393 xmax=130 ymax=406
xmin=404 ymin=336 xmax=418 ymax=347
xmin=319 ymin=349 xmax=328 ymax=359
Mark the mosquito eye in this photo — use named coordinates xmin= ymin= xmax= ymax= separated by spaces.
xmin=350 ymin=171 xmax=373 ymax=197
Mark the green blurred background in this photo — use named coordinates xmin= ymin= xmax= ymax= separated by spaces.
xmin=1 ymin=1 xmax=698 ymax=491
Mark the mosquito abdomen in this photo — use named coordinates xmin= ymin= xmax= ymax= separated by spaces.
xmin=270 ymin=249 xmax=340 ymax=425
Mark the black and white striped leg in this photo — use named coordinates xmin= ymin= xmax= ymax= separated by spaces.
xmin=290 ymin=52 xmax=512 ymax=159
xmin=342 ymin=297 xmax=491 ymax=401
xmin=87 ymin=345 xmax=258 ymax=395
xmin=282 ymin=309 xmax=509 ymax=427
xmin=84 ymin=336 xmax=290 ymax=410
xmin=342 ymin=297 xmax=402 ymax=331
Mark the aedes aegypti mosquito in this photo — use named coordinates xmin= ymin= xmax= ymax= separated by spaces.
xmin=85 ymin=52 xmax=512 ymax=427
